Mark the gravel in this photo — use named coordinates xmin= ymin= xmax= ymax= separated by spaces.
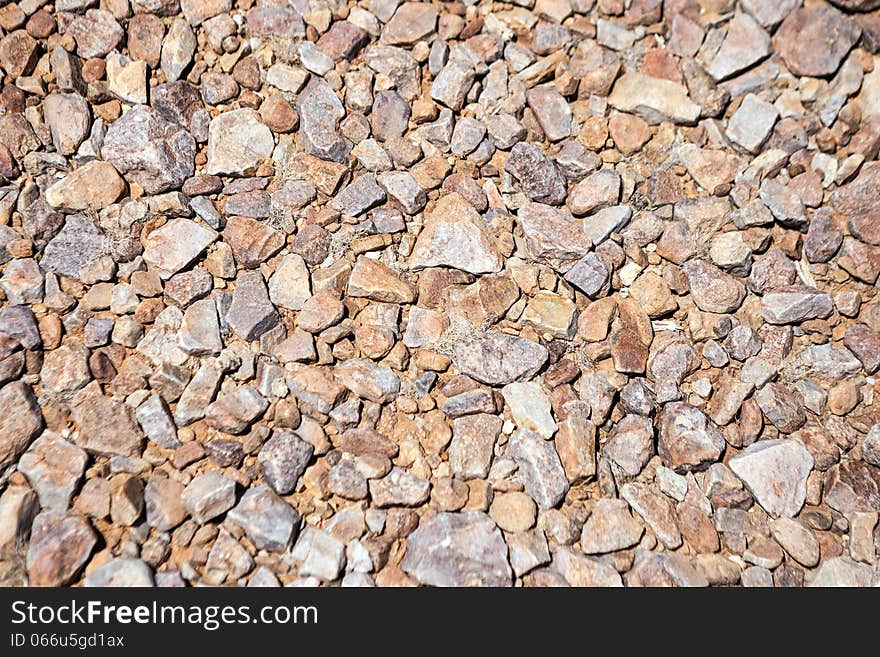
xmin=0 ymin=0 xmax=878 ymax=589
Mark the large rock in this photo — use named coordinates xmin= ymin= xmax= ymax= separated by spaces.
xmin=729 ymin=439 xmax=814 ymax=517
xmin=504 ymin=143 xmax=567 ymax=205
xmin=508 ymin=429 xmax=569 ymax=508
xmin=658 ymin=402 xmax=725 ymax=472
xmin=517 ymin=202 xmax=592 ymax=272
xmin=760 ymin=286 xmax=833 ymax=324
xmin=453 ymin=333 xmax=549 ymax=386
xmin=580 ymin=498 xmax=644 ymax=554
xmin=608 ymin=73 xmax=700 ymax=124
xmin=823 ymin=460 xmax=880 ymax=514
xmin=0 ymin=381 xmax=42 ymax=470
xmin=41 ymin=214 xmax=114 ymax=284
xmin=71 ymin=393 xmax=143 ymax=457
xmin=683 ymin=259 xmax=747 ymax=314
xmin=18 ymin=432 xmax=87 ymax=512
xmin=227 ymin=271 xmax=279 ymax=341
xmin=401 ymin=511 xmax=512 ymax=586
xmin=409 ymin=193 xmax=502 ymax=274
xmin=707 ymin=12 xmax=771 ymax=81
xmin=85 ymin=558 xmax=154 ymax=587
xmin=101 ymin=106 xmax=196 ymax=194
xmin=26 ymin=511 xmax=96 ymax=586
xmin=773 ymin=6 xmax=861 ymax=77
xmin=831 ymin=161 xmax=880 ymax=245
xmin=296 ymin=77 xmax=349 ymax=163
xmin=206 ymin=109 xmax=274 ymax=175
xmin=142 ymin=218 xmax=217 ymax=280
xmin=226 ymin=485 xmax=300 ymax=552
xmin=335 ymin=359 xmax=400 ymax=403
xmin=45 ymin=161 xmax=125 ymax=211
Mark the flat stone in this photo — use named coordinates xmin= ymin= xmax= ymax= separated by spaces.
xmin=621 ymin=482 xmax=683 ymax=550
xmin=502 ymin=382 xmax=557 ymax=438
xmin=206 ymin=385 xmax=268 ymax=434
xmin=181 ymin=471 xmax=236 ymax=523
xmin=449 ymin=414 xmax=502 ymax=480
xmin=335 ymin=359 xmax=400 ymax=403
xmin=823 ymin=460 xmax=880 ymax=514
xmin=807 ymin=556 xmax=873 ymax=587
xmin=604 ymin=414 xmax=654 ymax=478
xmin=526 ymin=86 xmax=572 ymax=142
xmin=729 ymin=439 xmax=813 ymax=517
xmin=85 ymin=558 xmax=153 ymax=587
xmin=453 ymin=333 xmax=549 ymax=386
xmin=72 ymin=393 xmax=143 ymax=457
xmin=297 ymin=77 xmax=349 ymax=163
xmin=291 ymin=527 xmax=345 ymax=581
xmin=369 ymin=467 xmax=431 ymax=507
xmin=708 ymin=12 xmax=771 ymax=81
xmin=517 ymin=202 xmax=592 ymax=272
xmin=430 ymin=62 xmax=475 ymax=111
xmin=45 ymin=161 xmax=124 ymax=212
xmin=683 ymin=259 xmax=747 ymax=314
xmin=42 ymin=93 xmax=90 ymax=155
xmin=347 ymin=257 xmax=415 ymax=303
xmin=409 ymin=193 xmax=501 ymax=274
xmin=505 ymin=143 xmax=567 ymax=206
xmin=580 ymin=498 xmax=643 ymax=554
xmin=553 ymin=547 xmax=623 ymax=586
xmin=17 ymin=432 xmax=86 ymax=512
xmin=770 ymin=517 xmax=820 ymax=567
xmin=608 ymin=73 xmax=700 ymax=125
xmin=508 ymin=429 xmax=569 ymax=508
xmin=227 ymin=271 xmax=279 ymax=341
xmin=145 ymin=476 xmax=186 ymax=531
xmin=726 ymin=94 xmax=778 ymax=154
xmin=382 ymin=2 xmax=438 ymax=46
xmin=402 ymin=511 xmax=512 ymax=586
xmin=773 ymin=6 xmax=861 ymax=77
xmin=161 ymin=18 xmax=196 ymax=82
xmin=755 ymin=382 xmax=806 ymax=433
xmin=259 ymin=430 xmax=314 ymax=495
xmin=844 ymin=323 xmax=880 ymax=374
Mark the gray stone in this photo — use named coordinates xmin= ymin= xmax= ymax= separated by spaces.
xmin=297 ymin=77 xmax=349 ymax=163
xmin=85 ymin=558 xmax=154 ymax=587
xmin=207 ymin=109 xmax=274 ymax=176
xmin=227 ymin=271 xmax=279 ymax=341
xmin=291 ymin=527 xmax=346 ymax=581
xmin=18 ymin=432 xmax=87 ymax=512
xmin=227 ymin=485 xmax=300 ymax=552
xmin=259 ymin=430 xmax=314 ymax=495
xmin=402 ymin=511 xmax=512 ymax=586
xmin=508 ymin=429 xmax=569 ymax=508
xmin=181 ymin=471 xmax=236 ymax=523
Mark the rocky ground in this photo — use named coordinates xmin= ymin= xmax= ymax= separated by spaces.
xmin=0 ymin=0 xmax=879 ymax=588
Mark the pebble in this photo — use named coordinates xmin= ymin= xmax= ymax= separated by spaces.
xmin=0 ymin=0 xmax=873 ymax=589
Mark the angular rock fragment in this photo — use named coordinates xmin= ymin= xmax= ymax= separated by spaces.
xmin=729 ymin=439 xmax=813 ymax=518
xmin=402 ymin=511 xmax=512 ymax=587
